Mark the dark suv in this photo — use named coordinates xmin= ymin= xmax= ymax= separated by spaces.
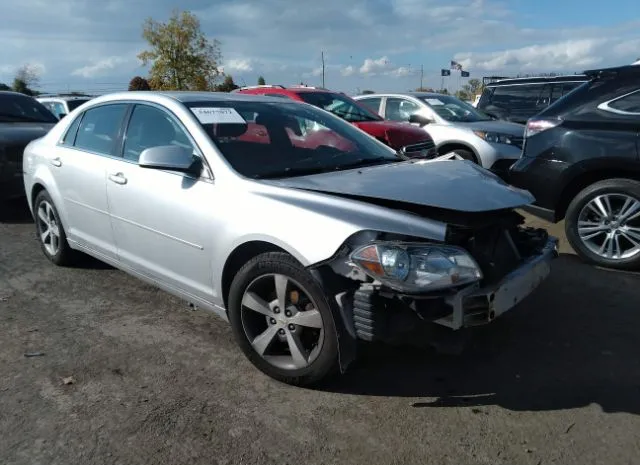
xmin=509 ymin=64 xmax=640 ymax=270
xmin=477 ymin=75 xmax=589 ymax=124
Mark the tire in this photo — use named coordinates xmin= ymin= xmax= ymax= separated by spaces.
xmin=33 ymin=190 xmax=75 ymax=266
xmin=565 ymin=178 xmax=640 ymax=270
xmin=228 ymin=252 xmax=341 ymax=386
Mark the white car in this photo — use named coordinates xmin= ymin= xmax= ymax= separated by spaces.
xmin=36 ymin=95 xmax=92 ymax=120
xmin=354 ymin=92 xmax=526 ymax=178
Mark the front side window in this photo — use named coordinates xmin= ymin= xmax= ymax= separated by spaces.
xmin=123 ymin=104 xmax=194 ymax=162
xmin=358 ymin=97 xmax=382 ymax=115
xmin=607 ymin=89 xmax=640 ymax=114
xmin=385 ymin=98 xmax=420 ymax=122
xmin=0 ymin=94 xmax=58 ymax=123
xmin=186 ymin=100 xmax=399 ymax=179
xmin=417 ymin=95 xmax=492 ymax=122
xmin=295 ymin=92 xmax=382 ymax=123
xmin=73 ymin=104 xmax=128 ymax=155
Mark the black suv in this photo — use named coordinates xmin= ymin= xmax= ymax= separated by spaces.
xmin=509 ymin=64 xmax=640 ymax=270
xmin=477 ymin=75 xmax=589 ymax=124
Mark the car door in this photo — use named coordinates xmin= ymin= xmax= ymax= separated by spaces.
xmin=50 ymin=103 xmax=128 ymax=260
xmin=104 ymin=102 xmax=216 ymax=302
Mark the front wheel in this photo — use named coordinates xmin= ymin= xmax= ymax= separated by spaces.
xmin=565 ymin=178 xmax=640 ymax=270
xmin=227 ymin=252 xmax=341 ymax=386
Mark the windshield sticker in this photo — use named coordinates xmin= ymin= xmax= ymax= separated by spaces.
xmin=425 ymin=98 xmax=444 ymax=106
xmin=191 ymin=107 xmax=246 ymax=124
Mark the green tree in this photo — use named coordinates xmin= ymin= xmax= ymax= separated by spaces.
xmin=0 ymin=82 xmax=11 ymax=91
xmin=138 ymin=9 xmax=223 ymax=91
xmin=215 ymin=75 xmax=239 ymax=92
xmin=361 ymin=89 xmax=376 ymax=94
xmin=257 ymin=76 xmax=266 ymax=85
xmin=11 ymin=64 xmax=41 ymax=95
xmin=128 ymin=76 xmax=151 ymax=91
xmin=415 ymin=87 xmax=434 ymax=92
xmin=461 ymin=78 xmax=484 ymax=99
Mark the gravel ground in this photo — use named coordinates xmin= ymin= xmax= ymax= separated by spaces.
xmin=1 ymin=198 xmax=640 ymax=465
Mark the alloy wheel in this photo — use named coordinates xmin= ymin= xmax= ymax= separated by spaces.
xmin=37 ymin=200 xmax=61 ymax=256
xmin=240 ymin=273 xmax=324 ymax=371
xmin=577 ymin=193 xmax=640 ymax=260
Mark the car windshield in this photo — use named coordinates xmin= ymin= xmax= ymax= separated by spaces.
xmin=0 ymin=93 xmax=58 ymax=123
xmin=419 ymin=95 xmax=492 ymax=122
xmin=295 ymin=91 xmax=382 ymax=123
xmin=66 ymin=99 xmax=90 ymax=111
xmin=186 ymin=100 xmax=400 ymax=179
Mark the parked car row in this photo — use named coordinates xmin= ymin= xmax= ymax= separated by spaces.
xmin=3 ymin=62 xmax=639 ymax=387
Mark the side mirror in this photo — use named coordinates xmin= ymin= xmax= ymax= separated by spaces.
xmin=58 ymin=113 xmax=67 ymax=119
xmin=139 ymin=145 xmax=201 ymax=175
xmin=408 ymin=113 xmax=433 ymax=127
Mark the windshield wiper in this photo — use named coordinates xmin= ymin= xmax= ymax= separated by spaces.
xmin=254 ymin=157 xmax=398 ymax=179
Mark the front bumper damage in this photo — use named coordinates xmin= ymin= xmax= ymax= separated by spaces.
xmin=435 ymin=235 xmax=557 ymax=330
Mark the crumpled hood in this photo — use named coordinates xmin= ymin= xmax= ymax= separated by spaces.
xmin=352 ymin=120 xmax=431 ymax=149
xmin=457 ymin=120 xmax=525 ymax=136
xmin=260 ymin=159 xmax=535 ymax=213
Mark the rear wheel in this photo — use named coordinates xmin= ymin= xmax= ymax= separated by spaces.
xmin=565 ymin=178 xmax=640 ymax=270
xmin=227 ymin=252 xmax=340 ymax=386
xmin=34 ymin=190 xmax=76 ymax=266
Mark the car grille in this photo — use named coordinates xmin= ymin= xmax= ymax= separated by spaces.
xmin=402 ymin=140 xmax=437 ymax=158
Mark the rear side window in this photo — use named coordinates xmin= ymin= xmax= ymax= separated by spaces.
xmin=608 ymin=90 xmax=640 ymax=113
xmin=60 ymin=113 xmax=83 ymax=146
xmin=73 ymin=104 xmax=128 ymax=155
xmin=358 ymin=97 xmax=382 ymax=114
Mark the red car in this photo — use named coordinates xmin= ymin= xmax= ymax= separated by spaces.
xmin=232 ymin=85 xmax=436 ymax=156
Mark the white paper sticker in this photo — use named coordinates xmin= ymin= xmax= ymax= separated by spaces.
xmin=191 ymin=107 xmax=246 ymax=124
xmin=425 ymin=98 xmax=444 ymax=106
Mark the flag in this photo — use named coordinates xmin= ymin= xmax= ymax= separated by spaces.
xmin=441 ymin=69 xmax=451 ymax=76
xmin=450 ymin=60 xmax=462 ymax=70
xmin=461 ymin=70 xmax=470 ymax=77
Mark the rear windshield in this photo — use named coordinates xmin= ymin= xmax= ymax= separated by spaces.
xmin=0 ymin=93 xmax=58 ymax=123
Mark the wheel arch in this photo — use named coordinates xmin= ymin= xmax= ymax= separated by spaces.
xmin=220 ymin=240 xmax=293 ymax=311
xmin=556 ymin=169 xmax=640 ymax=221
xmin=437 ymin=142 xmax=479 ymax=163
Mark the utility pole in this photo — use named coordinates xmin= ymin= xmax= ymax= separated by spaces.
xmin=420 ymin=64 xmax=424 ymax=90
xmin=321 ymin=51 xmax=325 ymax=88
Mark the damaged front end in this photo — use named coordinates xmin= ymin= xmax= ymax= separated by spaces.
xmin=312 ymin=208 xmax=558 ymax=350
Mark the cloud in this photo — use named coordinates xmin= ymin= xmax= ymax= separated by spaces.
xmin=71 ymin=56 xmax=129 ymax=78
xmin=341 ymin=65 xmax=356 ymax=77
xmin=222 ymin=58 xmax=253 ymax=73
xmin=359 ymin=56 xmax=391 ymax=75
xmin=454 ymin=37 xmax=637 ymax=72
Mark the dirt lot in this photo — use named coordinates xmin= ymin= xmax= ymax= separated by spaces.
xmin=1 ymin=198 xmax=640 ymax=465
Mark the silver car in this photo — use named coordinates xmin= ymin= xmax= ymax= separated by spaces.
xmin=353 ymin=92 xmax=526 ymax=177
xmin=23 ymin=91 xmax=557 ymax=386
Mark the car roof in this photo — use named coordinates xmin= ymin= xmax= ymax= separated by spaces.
xmin=88 ymin=91 xmax=301 ymax=106
xmin=486 ymin=75 xmax=589 ymax=86
xmin=354 ymin=92 xmax=449 ymax=99
xmin=37 ymin=95 xmax=91 ymax=101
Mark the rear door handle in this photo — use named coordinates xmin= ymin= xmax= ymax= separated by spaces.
xmin=108 ymin=173 xmax=127 ymax=185
xmin=50 ymin=157 xmax=62 ymax=167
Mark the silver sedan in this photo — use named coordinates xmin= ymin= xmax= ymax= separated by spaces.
xmin=23 ymin=91 xmax=557 ymax=386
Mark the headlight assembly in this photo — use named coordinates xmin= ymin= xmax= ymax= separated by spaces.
xmin=473 ymin=130 xmax=521 ymax=146
xmin=350 ymin=242 xmax=482 ymax=293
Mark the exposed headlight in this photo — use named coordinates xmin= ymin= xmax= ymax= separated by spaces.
xmin=473 ymin=130 xmax=521 ymax=147
xmin=350 ymin=242 xmax=483 ymax=293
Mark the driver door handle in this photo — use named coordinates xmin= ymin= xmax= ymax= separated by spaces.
xmin=108 ymin=172 xmax=127 ymax=185
xmin=50 ymin=157 xmax=62 ymax=167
